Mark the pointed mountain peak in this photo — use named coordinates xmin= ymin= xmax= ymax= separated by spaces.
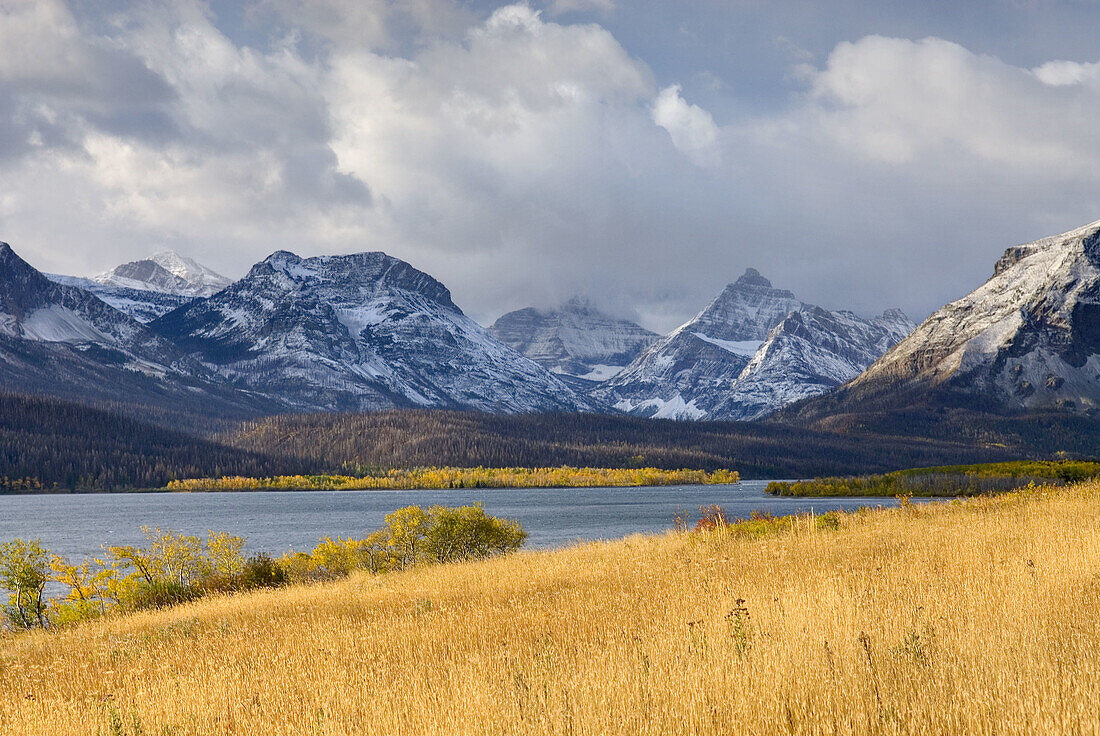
xmin=93 ymin=250 xmax=231 ymax=297
xmin=149 ymin=250 xmax=231 ymax=294
xmin=733 ymin=268 xmax=772 ymax=289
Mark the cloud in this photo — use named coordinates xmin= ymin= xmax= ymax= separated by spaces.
xmin=0 ymin=0 xmax=370 ymax=273
xmin=1032 ymin=59 xmax=1100 ymax=87
xmin=4 ymin=0 xmax=1100 ymax=334
xmin=651 ymin=84 xmax=720 ymax=164
xmin=261 ymin=0 xmax=474 ymax=50
xmin=793 ymin=36 xmax=1100 ymax=172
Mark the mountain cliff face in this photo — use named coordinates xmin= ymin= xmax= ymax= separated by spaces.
xmin=595 ymin=269 xmax=912 ymax=420
xmin=833 ymin=220 xmax=1100 ymax=413
xmin=489 ymin=298 xmax=658 ymax=385
xmin=151 ymin=250 xmax=593 ymax=413
xmin=0 ymin=243 xmax=188 ymax=369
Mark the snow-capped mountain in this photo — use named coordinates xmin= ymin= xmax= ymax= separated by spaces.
xmin=711 ymin=307 xmax=914 ymax=420
xmin=837 ymin=220 xmax=1100 ymax=413
xmin=489 ymin=298 xmax=659 ymax=385
xmin=46 ymin=274 xmax=192 ymax=323
xmin=95 ymin=251 xmax=231 ymax=297
xmin=595 ymin=268 xmax=912 ymax=420
xmin=151 ymin=250 xmax=594 ymax=413
xmin=46 ymin=251 xmax=231 ymax=323
xmin=0 ymin=242 xmax=274 ymax=419
xmin=594 ymin=269 xmax=803 ymax=419
xmin=1 ymin=243 xmax=189 ymax=370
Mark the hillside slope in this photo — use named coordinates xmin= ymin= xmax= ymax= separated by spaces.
xmin=226 ymin=409 xmax=1018 ymax=478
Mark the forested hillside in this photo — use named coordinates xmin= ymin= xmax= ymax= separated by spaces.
xmin=226 ymin=410 xmax=1021 ymax=479
xmin=0 ymin=394 xmax=312 ymax=491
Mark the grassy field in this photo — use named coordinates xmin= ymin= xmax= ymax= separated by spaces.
xmin=3 ymin=483 xmax=1100 ymax=734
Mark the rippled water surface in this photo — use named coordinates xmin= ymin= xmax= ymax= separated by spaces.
xmin=0 ymin=481 xmax=912 ymax=559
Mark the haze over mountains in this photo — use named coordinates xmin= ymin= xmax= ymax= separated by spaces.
xmin=489 ymin=299 xmax=660 ymax=387
xmin=6 ymin=218 xmax=1100 ymax=435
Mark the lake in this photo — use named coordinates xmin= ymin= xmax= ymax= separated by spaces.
xmin=0 ymin=481 xmax=914 ymax=560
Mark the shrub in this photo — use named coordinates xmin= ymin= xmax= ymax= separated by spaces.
xmin=237 ymin=554 xmax=288 ymax=590
xmin=695 ymin=505 xmax=730 ymax=531
xmin=127 ymin=580 xmax=203 ymax=610
xmin=424 ymin=505 xmax=527 ymax=563
xmin=0 ymin=539 xmax=51 ymax=629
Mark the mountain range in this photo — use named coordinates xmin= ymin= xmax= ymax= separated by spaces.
xmin=592 ymin=269 xmax=914 ymax=420
xmin=150 ymin=250 xmax=591 ymax=413
xmin=7 ymin=217 xmax=1100 ymax=436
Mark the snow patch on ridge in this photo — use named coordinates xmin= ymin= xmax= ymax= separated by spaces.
xmin=691 ymin=333 xmax=762 ymax=356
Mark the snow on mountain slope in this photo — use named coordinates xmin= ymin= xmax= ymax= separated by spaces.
xmin=595 ymin=268 xmax=913 ymax=421
xmin=94 ymin=251 xmax=231 ymax=297
xmin=593 ymin=268 xmax=802 ymax=419
xmin=713 ymin=307 xmax=914 ymax=420
xmin=847 ymin=219 xmax=1100 ymax=412
xmin=46 ymin=274 xmax=192 ymax=323
xmin=151 ymin=250 xmax=594 ymax=413
xmin=0 ymin=241 xmax=279 ymax=420
xmin=0 ymin=242 xmax=192 ymax=372
xmin=489 ymin=298 xmax=658 ymax=385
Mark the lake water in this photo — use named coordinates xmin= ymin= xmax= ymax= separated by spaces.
xmin=0 ymin=482 xmax=913 ymax=561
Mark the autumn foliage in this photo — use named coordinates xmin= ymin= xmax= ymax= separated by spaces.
xmin=166 ymin=466 xmax=739 ymax=491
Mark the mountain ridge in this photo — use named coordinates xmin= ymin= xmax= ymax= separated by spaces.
xmin=150 ymin=249 xmax=594 ymax=414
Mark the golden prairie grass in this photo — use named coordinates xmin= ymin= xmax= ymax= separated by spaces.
xmin=3 ymin=483 xmax=1100 ymax=735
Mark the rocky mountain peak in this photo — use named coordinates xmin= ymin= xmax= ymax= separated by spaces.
xmin=94 ymin=250 xmax=230 ymax=298
xmin=251 ymin=250 xmax=457 ymax=310
xmin=734 ymin=267 xmax=773 ymax=289
xmin=848 ymin=219 xmax=1100 ymax=413
xmin=153 ymin=249 xmax=588 ymax=414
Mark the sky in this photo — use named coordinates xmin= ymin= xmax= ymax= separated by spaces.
xmin=2 ymin=0 xmax=1100 ymax=331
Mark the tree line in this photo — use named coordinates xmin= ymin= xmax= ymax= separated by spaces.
xmin=166 ymin=466 xmax=740 ymax=491
xmin=226 ymin=409 xmax=1017 ymax=479
xmin=0 ymin=393 xmax=315 ymax=491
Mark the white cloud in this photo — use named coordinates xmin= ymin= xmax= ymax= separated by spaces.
xmin=782 ymin=35 xmax=1100 ymax=175
xmin=651 ymin=84 xmax=720 ymax=164
xmin=1032 ymin=59 xmax=1100 ymax=87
